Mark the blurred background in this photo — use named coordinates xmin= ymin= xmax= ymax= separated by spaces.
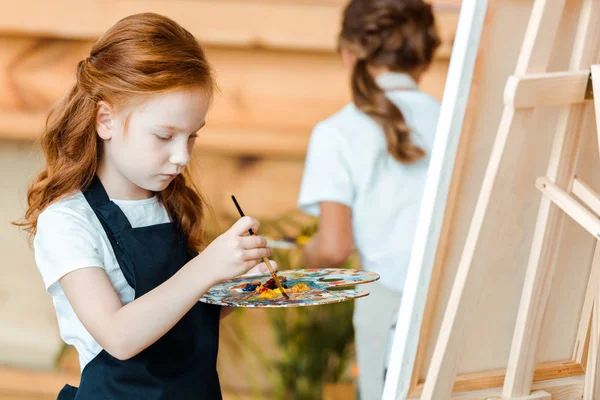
xmin=0 ymin=0 xmax=459 ymax=398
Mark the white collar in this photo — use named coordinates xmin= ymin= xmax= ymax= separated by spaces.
xmin=375 ymin=72 xmax=418 ymax=91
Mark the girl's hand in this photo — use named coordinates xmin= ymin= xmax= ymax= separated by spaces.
xmin=198 ymin=216 xmax=273 ymax=284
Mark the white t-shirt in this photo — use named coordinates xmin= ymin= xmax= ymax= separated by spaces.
xmin=33 ymin=191 xmax=171 ymax=371
xmin=298 ymin=72 xmax=440 ymax=293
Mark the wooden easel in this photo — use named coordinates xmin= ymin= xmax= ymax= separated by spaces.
xmin=415 ymin=0 xmax=600 ymax=399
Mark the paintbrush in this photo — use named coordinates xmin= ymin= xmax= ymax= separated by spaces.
xmin=231 ymin=195 xmax=290 ymax=300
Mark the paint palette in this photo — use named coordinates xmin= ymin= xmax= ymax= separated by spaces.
xmin=199 ymin=268 xmax=380 ymax=308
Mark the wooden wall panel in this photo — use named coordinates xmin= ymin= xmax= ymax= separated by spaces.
xmin=0 ymin=37 xmax=449 ymax=158
xmin=0 ymin=1 xmax=459 ymax=56
xmin=194 ymin=153 xmax=305 ymax=220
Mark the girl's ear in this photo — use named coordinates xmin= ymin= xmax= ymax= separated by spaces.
xmin=96 ymin=101 xmax=114 ymax=140
xmin=340 ymin=47 xmax=358 ymax=71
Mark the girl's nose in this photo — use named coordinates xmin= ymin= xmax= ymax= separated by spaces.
xmin=169 ymin=143 xmax=191 ymax=167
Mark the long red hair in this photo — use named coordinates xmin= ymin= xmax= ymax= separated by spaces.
xmin=14 ymin=13 xmax=215 ymax=251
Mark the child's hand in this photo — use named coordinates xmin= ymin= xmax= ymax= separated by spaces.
xmin=199 ymin=216 xmax=273 ymax=283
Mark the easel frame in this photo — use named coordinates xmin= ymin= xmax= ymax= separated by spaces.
xmin=384 ymin=0 xmax=600 ymax=399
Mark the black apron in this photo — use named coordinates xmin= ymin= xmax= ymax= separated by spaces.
xmin=57 ymin=176 xmax=222 ymax=399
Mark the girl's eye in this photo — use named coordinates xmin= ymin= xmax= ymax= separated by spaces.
xmin=156 ymin=135 xmax=172 ymax=141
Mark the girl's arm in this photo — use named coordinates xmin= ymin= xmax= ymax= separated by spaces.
xmin=59 ymin=216 xmax=270 ymax=360
xmin=60 ymin=259 xmax=214 ymax=360
xmin=303 ymin=201 xmax=354 ymax=268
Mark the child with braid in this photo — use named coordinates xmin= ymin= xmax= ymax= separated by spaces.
xmin=298 ymin=0 xmax=441 ymax=397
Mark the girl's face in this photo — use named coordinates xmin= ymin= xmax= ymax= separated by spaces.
xmin=96 ymin=88 xmax=209 ymax=200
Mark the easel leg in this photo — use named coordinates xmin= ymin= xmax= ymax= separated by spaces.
xmin=591 ymin=65 xmax=600 ymax=155
xmin=583 ymin=66 xmax=600 ymax=400
xmin=584 ymin=299 xmax=600 ymax=399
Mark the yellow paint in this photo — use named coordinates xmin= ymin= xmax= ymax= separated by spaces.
xmin=256 ymin=283 xmax=310 ymax=298
xmin=289 ymin=283 xmax=310 ymax=293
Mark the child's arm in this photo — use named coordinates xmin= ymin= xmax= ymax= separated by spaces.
xmin=59 ymin=216 xmax=270 ymax=360
xmin=303 ymin=202 xmax=354 ymax=268
xmin=60 ymin=260 xmax=213 ymax=360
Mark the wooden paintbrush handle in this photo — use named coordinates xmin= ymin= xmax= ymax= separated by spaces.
xmin=231 ymin=195 xmax=289 ymax=299
xmin=263 ymin=257 xmax=289 ymax=299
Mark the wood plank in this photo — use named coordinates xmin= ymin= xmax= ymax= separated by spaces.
xmin=0 ymin=38 xmax=344 ymax=157
xmin=409 ymin=376 xmax=585 ymax=400
xmin=198 ymin=127 xmax=310 ymax=159
xmin=504 ymin=70 xmax=590 ymax=108
xmin=0 ymin=110 xmax=311 ymax=158
xmin=492 ymin=392 xmax=550 ymax=400
xmin=0 ymin=0 xmax=342 ymax=52
xmin=530 ymin=377 xmax=584 ymax=400
xmin=0 ymin=36 xmax=450 ymax=152
xmin=514 ymin=0 xmax=566 ymax=75
xmin=0 ymin=37 xmax=347 ymax=138
xmin=0 ymin=0 xmax=458 ymax=57
xmin=381 ymin=0 xmax=487 ymax=398
xmin=502 ymin=0 xmax=600 ymax=397
xmin=193 ymin=154 xmax=305 ymax=219
xmin=410 ymin=360 xmax=584 ymax=395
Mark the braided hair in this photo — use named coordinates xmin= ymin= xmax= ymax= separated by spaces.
xmin=339 ymin=0 xmax=440 ymax=163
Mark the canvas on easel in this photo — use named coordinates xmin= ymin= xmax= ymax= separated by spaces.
xmin=384 ymin=0 xmax=600 ymax=399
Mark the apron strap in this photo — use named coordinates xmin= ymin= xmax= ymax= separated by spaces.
xmin=82 ymin=175 xmax=137 ymax=289
xmin=83 ymin=176 xmax=133 ymax=233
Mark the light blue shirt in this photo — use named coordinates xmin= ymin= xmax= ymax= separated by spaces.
xmin=298 ymin=72 xmax=440 ymax=292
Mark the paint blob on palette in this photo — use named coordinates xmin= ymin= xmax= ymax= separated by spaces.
xmin=199 ymin=268 xmax=380 ymax=308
